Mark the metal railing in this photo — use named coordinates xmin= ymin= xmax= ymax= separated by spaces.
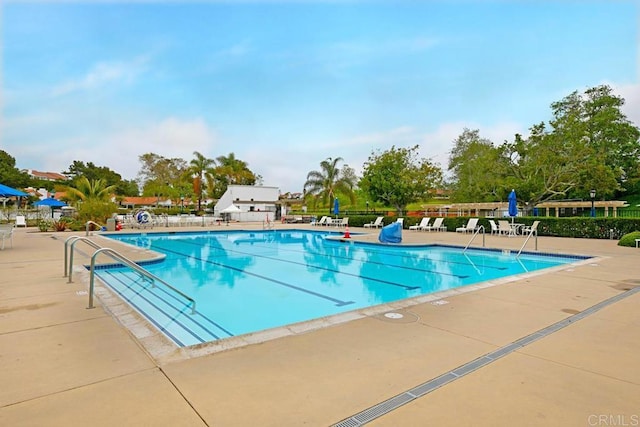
xmin=87 ymin=247 xmax=196 ymax=314
xmin=463 ymin=225 xmax=485 ymax=252
xmin=85 ymin=220 xmax=103 ymax=236
xmin=517 ymin=230 xmax=538 ymax=257
xmin=65 ymin=236 xmax=102 ymax=281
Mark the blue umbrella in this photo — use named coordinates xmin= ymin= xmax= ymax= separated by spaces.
xmin=333 ymin=198 xmax=339 ymax=217
xmin=34 ymin=198 xmax=67 ymax=207
xmin=0 ymin=183 xmax=28 ymax=197
xmin=508 ymin=189 xmax=518 ymax=222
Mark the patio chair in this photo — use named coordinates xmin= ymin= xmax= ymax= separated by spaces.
xmin=409 ymin=217 xmax=430 ymax=231
xmin=489 ymin=219 xmax=499 ymax=235
xmin=521 ymin=221 xmax=540 ymax=236
xmin=1 ymin=224 xmax=14 ymax=250
xmin=498 ymin=220 xmax=515 ymax=236
xmin=335 ymin=217 xmax=348 ymax=228
xmin=363 ymin=216 xmax=384 ymax=228
xmin=311 ymin=216 xmax=327 ymax=226
xmin=424 ymin=217 xmax=445 ymax=232
xmin=456 ymin=218 xmax=478 ymax=233
xmin=15 ymin=215 xmax=27 ymax=227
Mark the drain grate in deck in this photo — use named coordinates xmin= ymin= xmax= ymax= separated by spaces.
xmin=333 ymin=286 xmax=640 ymax=427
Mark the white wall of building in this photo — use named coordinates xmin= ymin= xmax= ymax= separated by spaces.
xmin=214 ymin=185 xmax=280 ymax=222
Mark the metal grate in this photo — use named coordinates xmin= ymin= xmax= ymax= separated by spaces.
xmin=333 ymin=286 xmax=640 ymax=426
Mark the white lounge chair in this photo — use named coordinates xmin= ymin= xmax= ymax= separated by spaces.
xmin=424 ymin=217 xmax=445 ymax=232
xmin=498 ymin=220 xmax=515 ymax=236
xmin=396 ymin=218 xmax=404 ymax=228
xmin=334 ymin=217 xmax=348 ymax=228
xmin=364 ymin=216 xmax=384 ymax=228
xmin=489 ymin=219 xmax=499 ymax=235
xmin=311 ymin=216 xmax=327 ymax=226
xmin=409 ymin=217 xmax=430 ymax=231
xmin=15 ymin=215 xmax=27 ymax=227
xmin=0 ymin=224 xmax=14 ymax=249
xmin=521 ymin=220 xmax=540 ymax=236
xmin=456 ymin=218 xmax=479 ymax=233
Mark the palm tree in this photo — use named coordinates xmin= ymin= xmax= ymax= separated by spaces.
xmin=303 ymin=157 xmax=356 ymax=213
xmin=189 ymin=151 xmax=216 ymax=211
xmin=64 ymin=177 xmax=116 ymax=202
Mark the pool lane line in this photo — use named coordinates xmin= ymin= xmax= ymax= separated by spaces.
xmin=98 ymin=270 xmax=194 ymax=346
xmin=115 ymin=269 xmax=235 ymax=338
xmin=164 ymin=233 xmax=472 ymax=279
xmin=192 ymin=236 xmax=464 ymax=283
xmin=99 ymin=269 xmax=235 ymax=343
xmin=155 ymin=240 xmax=425 ymax=291
xmin=150 ymin=243 xmax=356 ymax=307
xmin=332 ymin=285 xmax=640 ymax=427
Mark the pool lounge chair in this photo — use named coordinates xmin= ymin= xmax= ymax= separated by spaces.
xmin=498 ymin=220 xmax=515 ymax=236
xmin=521 ymin=220 xmax=540 ymax=236
xmin=364 ymin=216 xmax=384 ymax=228
xmin=15 ymin=215 xmax=27 ymax=227
xmin=489 ymin=219 xmax=499 ymax=235
xmin=310 ymin=216 xmax=327 ymax=226
xmin=334 ymin=217 xmax=348 ymax=228
xmin=0 ymin=224 xmax=14 ymax=250
xmin=456 ymin=218 xmax=479 ymax=233
xmin=409 ymin=217 xmax=430 ymax=231
xmin=424 ymin=217 xmax=446 ymax=232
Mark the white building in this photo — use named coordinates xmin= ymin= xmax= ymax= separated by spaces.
xmin=214 ymin=185 xmax=280 ymax=222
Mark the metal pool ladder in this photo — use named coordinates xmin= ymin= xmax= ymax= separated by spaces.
xmin=64 ymin=236 xmax=196 ymax=314
xmin=463 ymin=225 xmax=485 ymax=252
xmin=87 ymin=248 xmax=196 ymax=314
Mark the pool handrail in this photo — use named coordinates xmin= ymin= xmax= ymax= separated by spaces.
xmin=86 ymin=220 xmax=104 ymax=236
xmin=463 ymin=225 xmax=485 ymax=252
xmin=65 ymin=236 xmax=102 ymax=280
xmin=516 ymin=225 xmax=539 ymax=257
xmin=87 ymin=247 xmax=196 ymax=315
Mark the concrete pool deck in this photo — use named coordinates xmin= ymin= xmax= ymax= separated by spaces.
xmin=0 ymin=224 xmax=638 ymax=426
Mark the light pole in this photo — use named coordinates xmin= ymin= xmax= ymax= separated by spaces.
xmin=366 ymin=201 xmax=369 ymax=213
xmin=590 ymin=189 xmax=596 ymax=218
xmin=180 ymin=195 xmax=184 ymax=213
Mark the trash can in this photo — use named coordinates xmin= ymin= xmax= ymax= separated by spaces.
xmin=106 ymin=218 xmax=116 ymax=231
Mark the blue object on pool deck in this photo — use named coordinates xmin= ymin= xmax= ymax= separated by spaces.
xmin=379 ymin=221 xmax=402 ymax=243
xmin=333 ymin=198 xmax=339 ymax=216
xmin=508 ymin=189 xmax=518 ymax=219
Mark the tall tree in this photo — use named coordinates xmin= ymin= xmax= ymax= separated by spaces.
xmin=447 ymin=129 xmax=505 ymax=202
xmin=63 ymin=177 xmax=117 ymax=202
xmin=360 ymin=145 xmax=443 ymax=215
xmin=188 ymin=151 xmax=216 ymax=211
xmin=210 ymin=152 xmax=259 ymax=199
xmin=549 ymin=85 xmax=640 ymax=198
xmin=303 ymin=157 xmax=356 ymax=212
xmin=0 ymin=150 xmax=31 ymax=188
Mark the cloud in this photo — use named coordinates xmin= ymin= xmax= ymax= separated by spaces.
xmin=614 ymin=82 xmax=640 ymax=126
xmin=40 ymin=117 xmax=218 ymax=182
xmin=50 ymin=55 xmax=150 ymax=97
xmin=242 ymin=121 xmax=524 ymax=193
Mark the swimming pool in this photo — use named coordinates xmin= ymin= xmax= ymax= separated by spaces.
xmin=100 ymin=230 xmax=586 ymax=347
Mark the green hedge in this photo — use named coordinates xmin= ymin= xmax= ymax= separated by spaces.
xmin=456 ymin=217 xmax=640 ymax=239
xmin=348 ymin=215 xmax=640 ymax=239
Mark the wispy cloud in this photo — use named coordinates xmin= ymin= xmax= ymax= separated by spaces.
xmin=50 ymin=55 xmax=150 ymax=97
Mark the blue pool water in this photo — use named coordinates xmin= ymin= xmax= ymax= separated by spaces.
xmin=100 ymin=230 xmax=586 ymax=347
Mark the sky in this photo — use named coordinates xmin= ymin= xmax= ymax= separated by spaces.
xmin=2 ymin=0 xmax=638 ymax=193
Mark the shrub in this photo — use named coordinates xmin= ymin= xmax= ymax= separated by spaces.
xmin=52 ymin=219 xmax=68 ymax=232
xmin=37 ymin=219 xmax=50 ymax=232
xmin=617 ymin=231 xmax=640 ymax=247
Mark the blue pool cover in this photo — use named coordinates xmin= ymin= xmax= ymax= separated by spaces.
xmin=379 ymin=222 xmax=402 ymax=243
